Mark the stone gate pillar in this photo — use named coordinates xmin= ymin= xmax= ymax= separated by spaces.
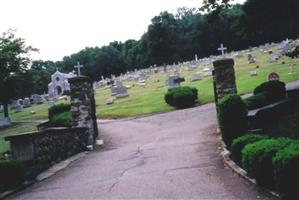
xmin=69 ymin=76 xmax=98 ymax=146
xmin=212 ymin=58 xmax=237 ymax=104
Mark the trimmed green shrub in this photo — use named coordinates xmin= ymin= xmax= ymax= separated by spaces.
xmin=51 ymin=112 xmax=72 ymax=127
xmin=48 ymin=103 xmax=71 ymax=120
xmin=244 ymin=92 xmax=271 ymax=110
xmin=242 ymin=138 xmax=291 ymax=188
xmin=231 ymin=134 xmax=268 ymax=165
xmin=253 ymin=81 xmax=286 ymax=102
xmin=0 ymin=158 xmax=23 ymax=192
xmin=164 ymin=87 xmax=198 ymax=108
xmin=265 ymin=103 xmax=299 ymax=139
xmin=273 ymin=142 xmax=299 ymax=199
xmin=218 ymin=94 xmax=248 ymax=147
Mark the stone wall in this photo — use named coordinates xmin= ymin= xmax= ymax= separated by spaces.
xmin=5 ymin=127 xmax=88 ymax=170
xmin=69 ymin=76 xmax=98 ymax=146
xmin=212 ymin=59 xmax=237 ymax=103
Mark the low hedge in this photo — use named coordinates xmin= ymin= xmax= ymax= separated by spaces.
xmin=242 ymin=138 xmax=291 ymax=188
xmin=253 ymin=81 xmax=286 ymax=102
xmin=51 ymin=112 xmax=72 ymax=127
xmin=218 ymin=94 xmax=248 ymax=147
xmin=265 ymin=103 xmax=299 ymax=139
xmin=273 ymin=142 xmax=299 ymax=199
xmin=230 ymin=134 xmax=268 ymax=165
xmin=165 ymin=86 xmax=198 ymax=108
xmin=0 ymin=158 xmax=23 ymax=192
xmin=48 ymin=103 xmax=71 ymax=121
xmin=244 ymin=92 xmax=270 ymax=110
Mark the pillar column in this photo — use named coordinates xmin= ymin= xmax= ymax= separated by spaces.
xmin=212 ymin=58 xmax=237 ymax=103
xmin=69 ymin=76 xmax=98 ymax=146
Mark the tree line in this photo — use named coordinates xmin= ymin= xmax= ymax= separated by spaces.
xmin=2 ymin=0 xmax=299 ymax=102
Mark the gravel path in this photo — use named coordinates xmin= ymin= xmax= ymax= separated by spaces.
xmin=9 ymin=103 xmax=275 ymax=199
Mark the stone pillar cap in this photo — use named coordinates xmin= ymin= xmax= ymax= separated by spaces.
xmin=69 ymin=76 xmax=92 ymax=83
xmin=213 ymin=58 xmax=234 ymax=69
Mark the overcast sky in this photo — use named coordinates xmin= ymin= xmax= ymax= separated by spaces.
xmin=1 ymin=0 xmax=245 ymax=61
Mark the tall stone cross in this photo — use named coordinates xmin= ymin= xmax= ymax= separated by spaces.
xmin=217 ymin=43 xmax=227 ymax=55
xmin=74 ymin=62 xmax=83 ymax=76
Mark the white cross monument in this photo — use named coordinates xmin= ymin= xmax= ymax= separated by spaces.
xmin=74 ymin=62 xmax=83 ymax=76
xmin=217 ymin=43 xmax=227 ymax=56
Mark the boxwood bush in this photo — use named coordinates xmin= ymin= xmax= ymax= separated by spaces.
xmin=48 ymin=103 xmax=71 ymax=121
xmin=51 ymin=112 xmax=72 ymax=127
xmin=165 ymin=87 xmax=198 ymax=108
xmin=242 ymin=138 xmax=291 ymax=188
xmin=230 ymin=134 xmax=268 ymax=165
xmin=218 ymin=94 xmax=248 ymax=147
xmin=243 ymin=92 xmax=271 ymax=110
xmin=265 ymin=103 xmax=299 ymax=139
xmin=273 ymin=142 xmax=299 ymax=199
xmin=253 ymin=81 xmax=286 ymax=102
xmin=0 ymin=158 xmax=23 ymax=192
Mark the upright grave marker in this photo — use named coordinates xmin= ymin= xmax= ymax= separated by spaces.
xmin=218 ymin=43 xmax=227 ymax=55
xmin=74 ymin=62 xmax=83 ymax=76
xmin=212 ymin=58 xmax=237 ymax=103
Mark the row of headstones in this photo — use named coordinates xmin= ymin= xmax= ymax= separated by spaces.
xmin=108 ymin=68 xmax=212 ymax=97
xmin=94 ymin=57 xmax=215 ymax=89
xmin=3 ymin=94 xmax=46 ymax=113
xmin=248 ymin=38 xmax=298 ymax=64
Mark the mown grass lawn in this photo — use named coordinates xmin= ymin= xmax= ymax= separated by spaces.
xmin=3 ymin=50 xmax=299 ymax=121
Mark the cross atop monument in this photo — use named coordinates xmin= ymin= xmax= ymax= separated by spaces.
xmin=217 ymin=43 xmax=227 ymax=55
xmin=74 ymin=62 xmax=83 ymax=76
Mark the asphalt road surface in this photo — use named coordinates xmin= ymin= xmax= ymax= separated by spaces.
xmin=9 ymin=103 xmax=275 ymax=199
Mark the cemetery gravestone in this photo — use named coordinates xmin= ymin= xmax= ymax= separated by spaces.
xmin=250 ymin=70 xmax=258 ymax=76
xmin=191 ymin=73 xmax=201 ymax=82
xmin=23 ymin=98 xmax=32 ymax=108
xmin=106 ymin=98 xmax=114 ymax=105
xmin=138 ymin=73 xmax=147 ymax=83
xmin=111 ymin=81 xmax=129 ymax=98
xmin=166 ymin=75 xmax=185 ymax=89
xmin=0 ymin=117 xmax=11 ymax=127
xmin=74 ymin=62 xmax=84 ymax=76
xmin=14 ymin=104 xmax=22 ymax=113
xmin=269 ymin=54 xmax=280 ymax=62
xmin=17 ymin=99 xmax=23 ymax=106
xmin=218 ymin=43 xmax=227 ymax=56
xmin=212 ymin=58 xmax=237 ymax=103
xmin=48 ymin=99 xmax=55 ymax=108
xmin=31 ymin=94 xmax=44 ymax=104
xmin=203 ymin=67 xmax=212 ymax=77
xmin=10 ymin=100 xmax=20 ymax=110
xmin=248 ymin=54 xmax=256 ymax=63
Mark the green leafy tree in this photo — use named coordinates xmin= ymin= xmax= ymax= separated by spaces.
xmin=201 ymin=0 xmax=234 ymax=11
xmin=0 ymin=29 xmax=37 ymax=118
xmin=242 ymin=0 xmax=299 ymax=45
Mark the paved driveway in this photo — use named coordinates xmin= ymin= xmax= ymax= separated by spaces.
xmin=9 ymin=104 xmax=274 ymax=199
